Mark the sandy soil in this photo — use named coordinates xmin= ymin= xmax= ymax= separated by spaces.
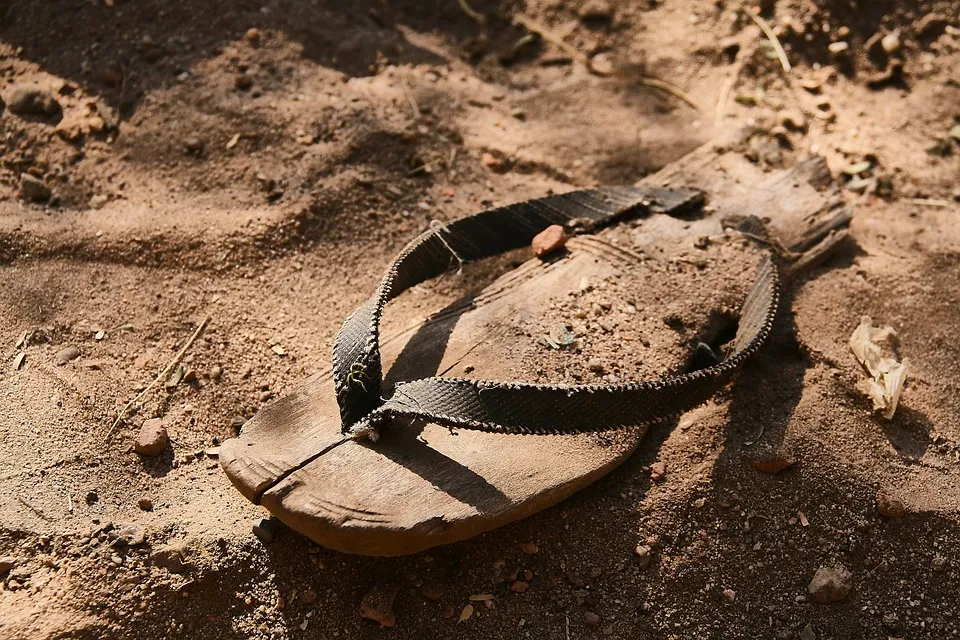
xmin=1 ymin=0 xmax=959 ymax=638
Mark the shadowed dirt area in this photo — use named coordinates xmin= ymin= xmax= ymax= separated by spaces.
xmin=1 ymin=0 xmax=959 ymax=638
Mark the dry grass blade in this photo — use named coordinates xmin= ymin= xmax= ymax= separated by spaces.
xmin=106 ymin=315 xmax=211 ymax=440
xmin=402 ymin=80 xmax=420 ymax=119
xmin=633 ymin=76 xmax=702 ymax=112
xmin=18 ymin=496 xmax=51 ymax=520
xmin=745 ymin=10 xmax=791 ymax=73
xmin=513 ymin=13 xmax=701 ymax=111
xmin=901 ymin=197 xmax=953 ymax=207
xmin=457 ymin=0 xmax=485 ymax=24
xmin=513 ymin=13 xmax=589 ymax=66
xmin=715 ymin=54 xmax=749 ymax=130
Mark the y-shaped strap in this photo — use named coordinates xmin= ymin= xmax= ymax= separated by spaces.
xmin=332 ymin=186 xmax=778 ymax=439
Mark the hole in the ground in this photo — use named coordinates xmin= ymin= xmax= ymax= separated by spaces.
xmin=684 ymin=309 xmax=739 ymax=373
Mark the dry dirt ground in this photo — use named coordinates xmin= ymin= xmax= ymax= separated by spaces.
xmin=1 ymin=0 xmax=959 ymax=638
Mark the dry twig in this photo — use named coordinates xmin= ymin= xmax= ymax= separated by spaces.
xmin=18 ymin=496 xmax=51 ymax=520
xmin=106 ymin=315 xmax=210 ymax=440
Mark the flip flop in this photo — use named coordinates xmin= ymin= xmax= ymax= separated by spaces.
xmin=220 ymin=150 xmax=850 ymax=556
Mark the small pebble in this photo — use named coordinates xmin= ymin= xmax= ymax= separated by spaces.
xmin=183 ymin=137 xmax=205 ymax=155
xmin=750 ymin=457 xmax=795 ymax=474
xmin=634 ymin=544 xmax=653 ymax=569
xmin=649 ymin=461 xmax=666 ymax=482
xmin=137 ymin=498 xmax=154 ymax=511
xmin=578 ymin=0 xmax=613 ymax=21
xmin=0 ymin=556 xmax=17 ymax=574
xmin=421 ymin=583 xmax=443 ymax=601
xmin=828 ymin=41 xmax=850 ymax=55
xmin=583 ymin=611 xmax=601 ymax=627
xmin=54 ymin=345 xmax=80 ymax=365
xmin=245 ymin=28 xmax=261 ymax=43
xmin=134 ymin=418 xmax=168 ymax=457
xmin=881 ymin=32 xmax=901 ymax=54
xmin=808 ymin=566 xmax=852 ymax=603
xmin=481 ymin=152 xmax=503 ymax=171
xmin=151 ymin=546 xmax=186 ymax=573
xmin=359 ymin=583 xmax=400 ymax=627
xmin=589 ymin=53 xmax=615 ymax=75
xmin=20 ymin=174 xmax=53 ymax=203
xmin=722 ymin=588 xmax=736 ymax=603
xmin=253 ymin=517 xmax=279 ymax=543
xmin=531 ymin=225 xmax=568 ymax=258
xmin=510 ymin=580 xmax=529 ymax=593
xmin=89 ymin=194 xmax=109 ymax=209
xmin=112 ymin=525 xmax=146 ymax=546
xmin=3 ymin=84 xmax=61 ymax=117
xmin=876 ymin=490 xmax=907 ymax=519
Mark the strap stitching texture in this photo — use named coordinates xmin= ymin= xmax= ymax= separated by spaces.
xmin=331 ymin=186 xmax=777 ymax=439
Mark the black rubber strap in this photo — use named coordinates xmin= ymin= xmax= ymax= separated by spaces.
xmin=331 ymin=186 xmax=778 ymax=438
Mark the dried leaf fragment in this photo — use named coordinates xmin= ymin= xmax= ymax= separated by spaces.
xmin=165 ymin=365 xmax=185 ymax=389
xmin=849 ymin=316 xmax=908 ymax=419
